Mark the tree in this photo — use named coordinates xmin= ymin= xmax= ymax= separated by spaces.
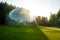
xmin=41 ymin=16 xmax=48 ymax=26
xmin=36 ymin=16 xmax=41 ymax=25
xmin=0 ymin=2 xmax=15 ymax=25
xmin=35 ymin=16 xmax=48 ymax=26
xmin=49 ymin=13 xmax=57 ymax=26
xmin=56 ymin=9 xmax=60 ymax=26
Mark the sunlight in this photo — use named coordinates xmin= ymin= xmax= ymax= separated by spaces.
xmin=2 ymin=0 xmax=60 ymax=20
xmin=19 ymin=0 xmax=50 ymax=19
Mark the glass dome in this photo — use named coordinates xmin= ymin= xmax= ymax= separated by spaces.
xmin=9 ymin=8 xmax=31 ymax=22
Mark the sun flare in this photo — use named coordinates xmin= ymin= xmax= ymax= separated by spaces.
xmin=2 ymin=0 xmax=60 ymax=20
xmin=19 ymin=0 xmax=50 ymax=19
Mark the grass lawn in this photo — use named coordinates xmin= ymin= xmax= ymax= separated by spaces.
xmin=0 ymin=25 xmax=60 ymax=40
xmin=0 ymin=25 xmax=48 ymax=40
xmin=40 ymin=26 xmax=60 ymax=40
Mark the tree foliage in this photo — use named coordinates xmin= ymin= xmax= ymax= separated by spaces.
xmin=35 ymin=16 xmax=48 ymax=26
xmin=48 ymin=9 xmax=60 ymax=27
xmin=56 ymin=9 xmax=60 ymax=26
xmin=0 ymin=2 xmax=15 ymax=25
xmin=36 ymin=16 xmax=41 ymax=25
xmin=35 ymin=9 xmax=60 ymax=27
xmin=49 ymin=13 xmax=57 ymax=26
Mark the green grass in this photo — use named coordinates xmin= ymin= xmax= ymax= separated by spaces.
xmin=40 ymin=26 xmax=60 ymax=40
xmin=1 ymin=25 xmax=60 ymax=40
xmin=0 ymin=25 xmax=48 ymax=40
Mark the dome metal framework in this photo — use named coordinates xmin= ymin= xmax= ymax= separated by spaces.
xmin=9 ymin=8 xmax=30 ymax=22
xmin=6 ymin=8 xmax=31 ymax=25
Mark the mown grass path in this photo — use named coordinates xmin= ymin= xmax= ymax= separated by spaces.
xmin=40 ymin=27 xmax=60 ymax=40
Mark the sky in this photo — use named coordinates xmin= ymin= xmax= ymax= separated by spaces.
xmin=0 ymin=0 xmax=60 ymax=19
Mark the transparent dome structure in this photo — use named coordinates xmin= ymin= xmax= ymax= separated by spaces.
xmin=9 ymin=8 xmax=30 ymax=22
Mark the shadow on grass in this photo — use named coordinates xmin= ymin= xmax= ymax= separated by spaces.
xmin=0 ymin=25 xmax=49 ymax=40
xmin=30 ymin=26 xmax=49 ymax=40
